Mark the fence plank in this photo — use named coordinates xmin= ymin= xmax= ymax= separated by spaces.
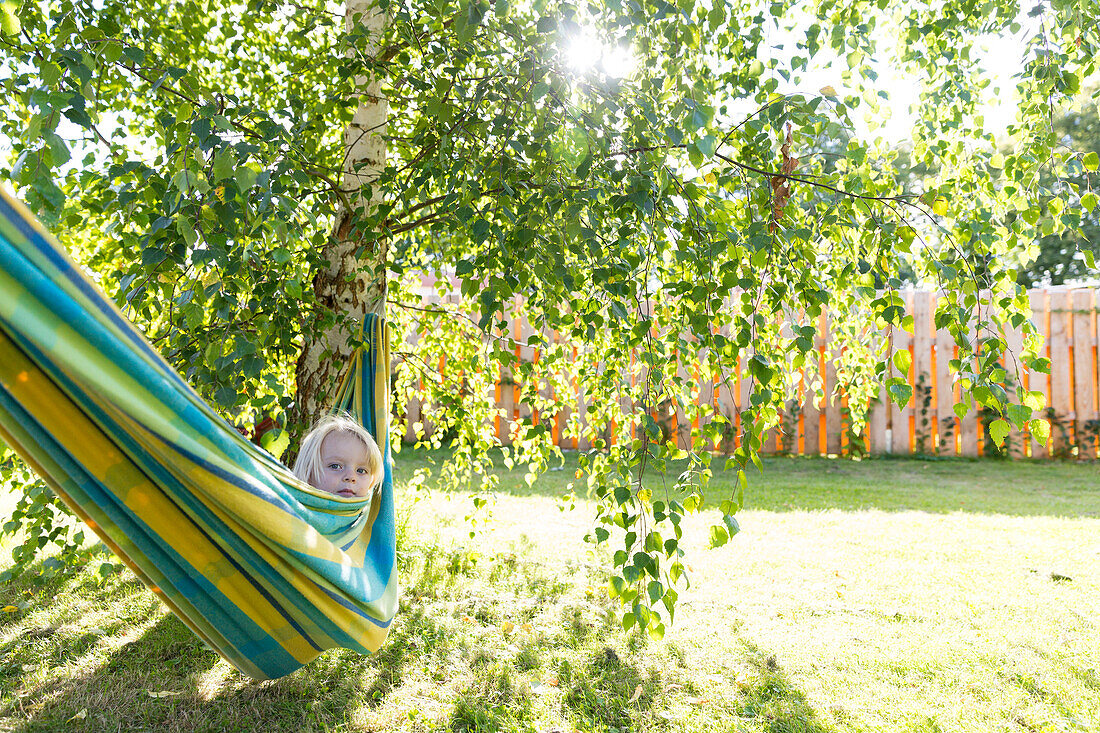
xmin=959 ymin=313 xmax=979 ymax=457
xmin=711 ymin=323 xmax=737 ymax=452
xmin=802 ymin=322 xmax=823 ymax=456
xmin=515 ymin=313 xmax=531 ymax=423
xmin=824 ymin=315 xmax=843 ymax=455
xmin=402 ymin=327 xmax=422 ymax=444
xmin=574 ymin=345 xmax=591 ymax=451
xmin=890 ymin=293 xmax=915 ymax=454
xmin=674 ymin=351 xmax=693 ymax=450
xmin=737 ymin=350 xmax=754 ymax=450
xmin=554 ymin=330 xmax=571 ymax=449
xmin=867 ymin=384 xmax=887 ymax=455
xmin=1002 ymin=310 xmax=1026 ymax=458
xmin=912 ymin=292 xmax=933 ymax=454
xmin=934 ymin=309 xmax=956 ymax=456
xmin=1027 ymin=291 xmax=1050 ymax=458
xmin=1050 ymin=290 xmax=1073 ymax=457
xmin=1073 ymin=289 xmax=1098 ymax=459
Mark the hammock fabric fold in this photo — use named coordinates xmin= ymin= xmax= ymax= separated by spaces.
xmin=0 ymin=187 xmax=397 ymax=680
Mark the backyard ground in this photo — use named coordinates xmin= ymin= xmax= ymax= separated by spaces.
xmin=1 ymin=452 xmax=1098 ymax=732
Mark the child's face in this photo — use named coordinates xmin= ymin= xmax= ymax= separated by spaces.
xmin=315 ymin=431 xmax=376 ymax=499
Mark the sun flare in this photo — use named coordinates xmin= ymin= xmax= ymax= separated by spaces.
xmin=564 ymin=29 xmax=636 ymax=78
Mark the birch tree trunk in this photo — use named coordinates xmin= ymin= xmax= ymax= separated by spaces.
xmin=293 ymin=0 xmax=388 ymax=429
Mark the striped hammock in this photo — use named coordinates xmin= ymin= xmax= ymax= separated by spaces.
xmin=0 ymin=187 xmax=397 ymax=680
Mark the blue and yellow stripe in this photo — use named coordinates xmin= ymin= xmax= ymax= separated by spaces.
xmin=0 ymin=186 xmax=397 ymax=680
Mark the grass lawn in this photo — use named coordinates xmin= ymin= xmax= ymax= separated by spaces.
xmin=1 ymin=451 xmax=1098 ymax=732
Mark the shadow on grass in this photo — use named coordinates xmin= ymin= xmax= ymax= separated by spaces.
xmin=393 ymin=447 xmax=1100 ymax=518
xmin=4 ymin=607 xmax=438 ymax=733
xmin=2 ymin=613 xmax=220 ymax=732
xmin=1 ymin=545 xmax=468 ymax=732
xmin=559 ymin=645 xmax=661 ymax=732
xmin=733 ymin=640 xmax=838 ymax=733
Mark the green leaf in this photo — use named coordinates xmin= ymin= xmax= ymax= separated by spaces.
xmin=932 ymin=197 xmax=948 ymax=217
xmin=723 ymin=514 xmax=740 ymax=539
xmin=1006 ymin=403 xmax=1031 ymax=428
xmin=212 ymin=149 xmax=235 ymax=182
xmin=172 ymin=170 xmax=210 ymax=196
xmin=176 ymin=217 xmax=198 ymax=247
xmin=988 ymin=418 xmax=1009 ymax=448
xmin=709 ymin=524 xmax=729 ymax=548
xmin=102 ymin=41 xmax=124 ymax=64
xmin=696 ymin=134 xmax=717 ymax=158
xmin=1084 ymin=151 xmax=1099 ymax=172
xmin=892 ymin=349 xmax=911 ymax=374
xmin=887 ymin=381 xmax=912 ymax=408
xmin=0 ymin=1 xmax=20 ymax=37
xmin=259 ymin=428 xmax=290 ymax=459
xmin=1022 ymin=390 xmax=1044 ymax=411
xmin=748 ymin=355 xmax=774 ymax=385
xmin=608 ymin=576 xmax=627 ymax=599
xmin=1028 ymin=419 xmax=1049 ymax=447
xmin=234 ymin=166 xmax=258 ymax=191
xmin=1082 ymin=192 xmax=1099 ymax=212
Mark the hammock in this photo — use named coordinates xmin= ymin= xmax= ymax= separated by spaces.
xmin=0 ymin=187 xmax=397 ymax=680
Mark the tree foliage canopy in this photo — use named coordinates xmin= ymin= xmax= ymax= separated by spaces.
xmin=2 ymin=0 xmax=1097 ymax=633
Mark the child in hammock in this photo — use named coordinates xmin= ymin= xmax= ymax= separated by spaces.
xmin=292 ymin=414 xmax=383 ymax=500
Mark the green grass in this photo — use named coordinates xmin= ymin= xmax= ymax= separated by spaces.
xmin=2 ymin=451 xmax=1098 ymax=732
xmin=391 ymin=448 xmax=1100 ymax=517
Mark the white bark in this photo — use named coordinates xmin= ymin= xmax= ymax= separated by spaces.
xmin=294 ymin=0 xmax=388 ymax=425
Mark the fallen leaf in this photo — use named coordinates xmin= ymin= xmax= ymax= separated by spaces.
xmin=627 ymin=684 xmax=643 ymax=704
xmin=546 ymin=675 xmax=559 ymax=687
xmin=687 ymin=696 xmax=708 ymax=705
xmin=520 ymin=622 xmax=533 ymax=633
xmin=461 ymin=615 xmax=473 ymax=623
xmin=500 ymin=620 xmax=514 ymax=634
xmin=531 ymin=682 xmax=555 ymax=695
xmin=86 ymin=627 xmax=108 ymax=636
xmin=146 ymin=691 xmax=181 ymax=698
xmin=1 ymin=606 xmax=16 ymax=613
xmin=68 ymin=710 xmax=87 ymax=722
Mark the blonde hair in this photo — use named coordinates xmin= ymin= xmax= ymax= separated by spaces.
xmin=292 ymin=413 xmax=383 ymax=495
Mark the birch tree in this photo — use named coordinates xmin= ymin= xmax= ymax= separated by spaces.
xmin=2 ymin=0 xmax=1097 ymax=629
xmin=293 ymin=0 xmax=390 ymax=425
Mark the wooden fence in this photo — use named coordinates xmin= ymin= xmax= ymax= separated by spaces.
xmin=399 ymin=288 xmax=1100 ymax=459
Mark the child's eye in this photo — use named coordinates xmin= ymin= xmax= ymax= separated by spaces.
xmin=327 ymin=463 xmax=342 ymax=470
xmin=357 ymin=467 xmax=368 ymax=474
